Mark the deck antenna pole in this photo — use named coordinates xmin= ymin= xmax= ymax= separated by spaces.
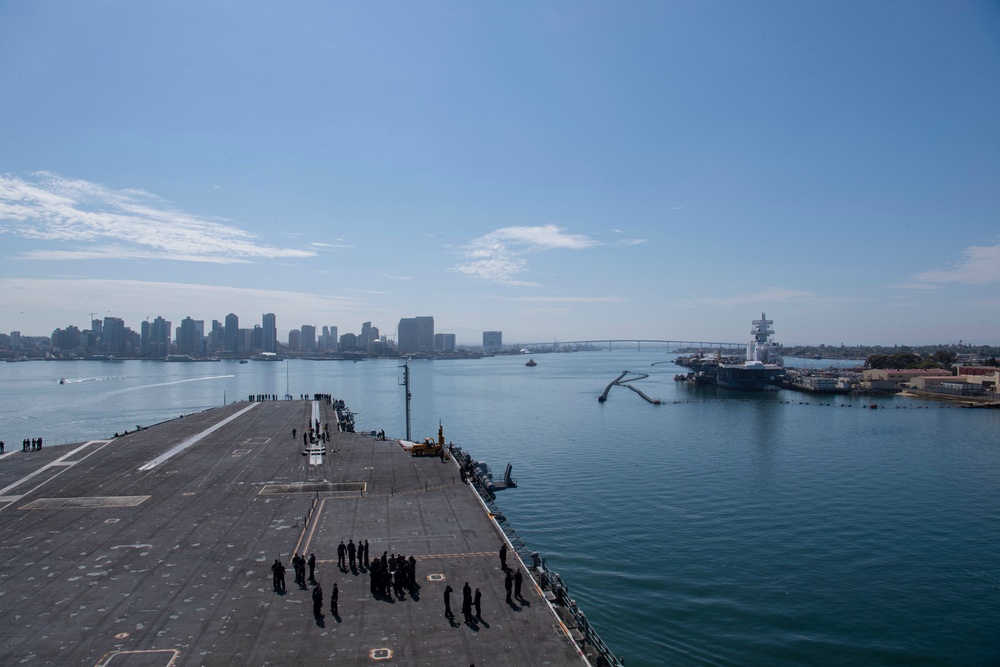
xmin=285 ymin=360 xmax=290 ymax=400
xmin=399 ymin=357 xmax=412 ymax=441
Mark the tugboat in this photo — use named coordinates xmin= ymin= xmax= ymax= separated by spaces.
xmin=525 ymin=359 xmax=537 ymax=367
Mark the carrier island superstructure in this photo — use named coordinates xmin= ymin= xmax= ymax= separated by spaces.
xmin=678 ymin=313 xmax=786 ymax=390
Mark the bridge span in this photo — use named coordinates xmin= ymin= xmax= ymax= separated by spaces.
xmin=503 ymin=339 xmax=746 ymax=352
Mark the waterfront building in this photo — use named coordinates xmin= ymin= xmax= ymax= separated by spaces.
xmin=434 ymin=333 xmax=456 ymax=352
xmin=360 ymin=321 xmax=380 ymax=351
xmin=262 ymin=313 xmax=277 ymax=353
xmin=225 ymin=313 xmax=240 ymax=353
xmin=483 ymin=330 xmax=503 ymax=351
xmin=301 ymin=325 xmax=316 ymax=351
xmin=238 ymin=328 xmax=254 ymax=353
xmin=177 ymin=317 xmax=201 ymax=355
xmin=288 ymin=329 xmax=301 ymax=351
xmin=321 ymin=325 xmax=338 ymax=351
xmin=862 ymin=368 xmax=949 ymax=391
xmin=340 ymin=332 xmax=359 ymax=351
xmin=208 ymin=320 xmax=224 ymax=352
xmin=101 ymin=317 xmax=126 ymax=355
xmin=398 ymin=316 xmax=434 ymax=354
xmin=149 ymin=316 xmax=171 ymax=358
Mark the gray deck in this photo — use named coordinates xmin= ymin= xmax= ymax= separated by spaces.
xmin=0 ymin=400 xmax=589 ymax=666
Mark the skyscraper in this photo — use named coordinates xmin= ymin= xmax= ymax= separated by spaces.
xmin=150 ymin=316 xmax=171 ymax=357
xmin=178 ymin=317 xmax=200 ymax=355
xmin=262 ymin=313 xmax=277 ymax=353
xmin=483 ymin=331 xmax=503 ymax=351
xmin=301 ymin=325 xmax=316 ymax=351
xmin=398 ymin=316 xmax=434 ymax=354
xmin=225 ymin=313 xmax=240 ymax=353
xmin=102 ymin=317 xmax=126 ymax=354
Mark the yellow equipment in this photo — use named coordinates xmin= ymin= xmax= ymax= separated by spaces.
xmin=410 ymin=423 xmax=447 ymax=457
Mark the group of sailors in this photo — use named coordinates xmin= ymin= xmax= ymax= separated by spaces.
xmin=294 ymin=419 xmax=331 ymax=446
xmin=0 ymin=438 xmax=43 ymax=454
xmin=369 ymin=551 xmax=419 ymax=600
xmin=268 ymin=540 xmax=531 ymax=627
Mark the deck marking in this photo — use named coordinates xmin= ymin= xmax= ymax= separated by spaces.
xmin=0 ymin=440 xmax=113 ymax=504
xmin=303 ymin=497 xmax=325 ymax=553
xmin=20 ymin=496 xmax=150 ymax=510
xmin=138 ymin=403 xmax=259 ymax=471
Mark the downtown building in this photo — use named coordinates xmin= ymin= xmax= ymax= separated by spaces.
xmin=397 ymin=316 xmax=434 ymax=354
xmin=483 ymin=331 xmax=503 ymax=351
xmin=262 ymin=313 xmax=277 ymax=353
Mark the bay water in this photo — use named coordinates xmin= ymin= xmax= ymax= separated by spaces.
xmin=2 ymin=352 xmax=998 ymax=666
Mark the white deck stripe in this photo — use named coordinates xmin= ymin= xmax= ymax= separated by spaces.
xmin=138 ymin=403 xmax=259 ymax=471
xmin=0 ymin=440 xmax=109 ymax=497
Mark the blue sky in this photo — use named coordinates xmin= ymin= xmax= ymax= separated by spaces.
xmin=2 ymin=1 xmax=999 ymax=345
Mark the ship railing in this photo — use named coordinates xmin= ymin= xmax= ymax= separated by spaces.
xmin=450 ymin=444 xmax=625 ymax=667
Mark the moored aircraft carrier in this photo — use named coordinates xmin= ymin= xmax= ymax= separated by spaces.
xmin=0 ymin=399 xmax=600 ymax=666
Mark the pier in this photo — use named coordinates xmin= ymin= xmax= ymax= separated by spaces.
xmin=0 ymin=399 xmax=609 ymax=666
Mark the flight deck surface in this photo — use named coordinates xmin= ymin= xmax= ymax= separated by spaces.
xmin=0 ymin=400 xmax=588 ymax=666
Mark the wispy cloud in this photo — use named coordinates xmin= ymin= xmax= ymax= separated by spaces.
xmin=686 ymin=287 xmax=817 ymax=307
xmin=454 ymin=224 xmax=599 ymax=285
xmin=487 ymin=295 xmax=624 ymax=304
xmin=0 ymin=171 xmax=315 ymax=263
xmin=902 ymin=241 xmax=1000 ymax=287
xmin=683 ymin=287 xmax=869 ymax=308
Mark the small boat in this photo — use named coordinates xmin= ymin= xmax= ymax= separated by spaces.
xmin=59 ymin=378 xmax=66 ymax=384
xmin=239 ymin=359 xmax=249 ymax=364
xmin=525 ymin=359 xmax=537 ymax=367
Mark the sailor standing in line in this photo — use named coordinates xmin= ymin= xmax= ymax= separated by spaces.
xmin=499 ymin=543 xmax=508 ymax=570
xmin=330 ymin=583 xmax=339 ymax=616
xmin=308 ymin=553 xmax=317 ymax=582
xmin=462 ymin=582 xmax=473 ymax=622
xmin=514 ymin=568 xmax=523 ymax=600
xmin=312 ymin=583 xmax=324 ymax=618
xmin=337 ymin=541 xmax=347 ymax=569
xmin=444 ymin=585 xmax=454 ymax=619
xmin=504 ymin=570 xmax=513 ymax=603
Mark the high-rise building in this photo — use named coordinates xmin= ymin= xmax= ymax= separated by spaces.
xmin=225 ymin=313 xmax=240 ymax=353
xmin=483 ymin=331 xmax=503 ymax=351
xmin=178 ymin=317 xmax=200 ymax=355
xmin=434 ymin=333 xmax=456 ymax=352
xmin=398 ymin=316 xmax=434 ymax=354
xmin=140 ymin=320 xmax=151 ymax=355
xmin=301 ymin=325 xmax=316 ymax=351
xmin=262 ymin=313 xmax=277 ymax=353
xmin=339 ymin=332 xmax=358 ymax=351
xmin=288 ymin=329 xmax=301 ymax=352
xmin=239 ymin=328 xmax=254 ymax=353
xmin=102 ymin=317 xmax=126 ymax=354
xmin=209 ymin=320 xmax=224 ymax=352
xmin=149 ymin=316 xmax=171 ymax=357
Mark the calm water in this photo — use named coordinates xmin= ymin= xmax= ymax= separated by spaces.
xmin=2 ymin=353 xmax=998 ymax=666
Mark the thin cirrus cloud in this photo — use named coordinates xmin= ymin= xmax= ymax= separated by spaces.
xmin=686 ymin=287 xmax=818 ymax=307
xmin=0 ymin=171 xmax=315 ymax=263
xmin=901 ymin=241 xmax=1000 ymax=287
xmin=454 ymin=224 xmax=600 ymax=286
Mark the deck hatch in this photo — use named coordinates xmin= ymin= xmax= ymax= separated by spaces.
xmin=259 ymin=482 xmax=366 ymax=494
xmin=20 ymin=496 xmax=151 ymax=510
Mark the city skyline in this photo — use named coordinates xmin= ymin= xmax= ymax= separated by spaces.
xmin=2 ymin=3 xmax=999 ymax=345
